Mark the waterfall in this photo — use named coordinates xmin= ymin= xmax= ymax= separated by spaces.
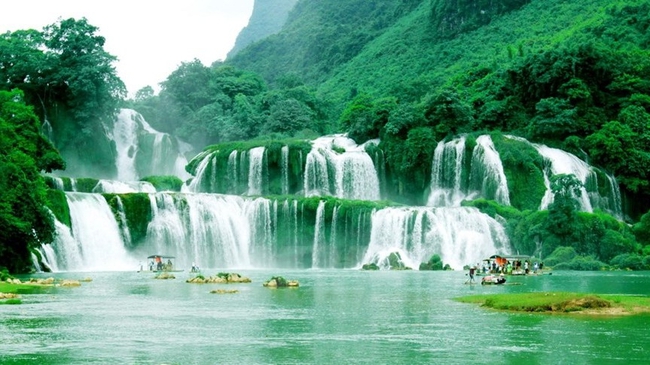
xmin=93 ymin=180 xmax=156 ymax=193
xmin=144 ymin=193 xmax=251 ymax=269
xmin=427 ymin=135 xmax=510 ymax=207
xmin=228 ymin=150 xmax=239 ymax=194
xmin=112 ymin=109 xmax=192 ymax=181
xmin=311 ymin=200 xmax=327 ymax=268
xmin=44 ymin=193 xmax=136 ymax=271
xmin=361 ymin=206 xmax=510 ymax=270
xmin=184 ymin=151 xmax=215 ymax=193
xmin=247 ymin=147 xmax=266 ymax=195
xmin=141 ymin=120 xmax=192 ymax=180
xmin=281 ymin=145 xmax=289 ymax=195
xmin=534 ymin=144 xmax=593 ymax=211
xmin=113 ymin=109 xmax=140 ymax=181
xmin=304 ymin=135 xmax=380 ymax=200
xmin=470 ymin=135 xmax=510 ymax=205
xmin=41 ymin=118 xmax=54 ymax=143
xmin=427 ymin=136 xmax=467 ymax=206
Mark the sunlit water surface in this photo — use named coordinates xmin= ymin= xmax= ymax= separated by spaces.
xmin=1 ymin=270 xmax=649 ymax=364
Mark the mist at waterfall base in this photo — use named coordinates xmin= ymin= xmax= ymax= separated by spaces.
xmin=39 ymin=114 xmax=623 ymax=272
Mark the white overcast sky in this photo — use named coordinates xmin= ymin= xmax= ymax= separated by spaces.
xmin=0 ymin=0 xmax=255 ymax=97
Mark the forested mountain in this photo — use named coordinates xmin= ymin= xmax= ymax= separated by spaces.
xmin=226 ymin=0 xmax=298 ymax=59
xmin=227 ymin=0 xmax=650 ymax=217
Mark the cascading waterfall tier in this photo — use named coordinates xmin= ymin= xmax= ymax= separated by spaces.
xmin=361 ymin=206 xmax=510 ymax=270
xmin=304 ymin=135 xmax=381 ymax=200
xmin=45 ymin=176 xmax=156 ymax=193
xmin=111 ymin=109 xmax=191 ymax=181
xmin=185 ymin=135 xmax=381 ymax=200
xmin=427 ymin=135 xmax=510 ymax=207
xmin=39 ymin=132 xmax=624 ymax=273
xmin=42 ymin=193 xmax=137 ymax=272
xmin=507 ymin=135 xmax=623 ymax=217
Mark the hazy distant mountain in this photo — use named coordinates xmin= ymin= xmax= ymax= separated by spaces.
xmin=227 ymin=0 xmax=298 ymax=59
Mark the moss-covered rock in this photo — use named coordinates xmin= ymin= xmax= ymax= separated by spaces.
xmin=45 ymin=188 xmax=71 ymax=228
xmin=419 ymin=254 xmax=444 ymax=270
xmin=140 ymin=175 xmax=183 ymax=192
xmin=104 ymin=193 xmax=152 ymax=247
xmin=263 ymin=276 xmax=299 ymax=287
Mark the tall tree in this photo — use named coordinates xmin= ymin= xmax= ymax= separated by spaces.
xmin=0 ymin=89 xmax=65 ymax=273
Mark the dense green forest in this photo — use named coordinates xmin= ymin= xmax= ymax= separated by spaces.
xmin=2 ymin=0 xmax=650 ymax=272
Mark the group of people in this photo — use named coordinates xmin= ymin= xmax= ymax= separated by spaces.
xmin=480 ymin=259 xmax=543 ymax=275
xmin=148 ymin=257 xmax=173 ymax=272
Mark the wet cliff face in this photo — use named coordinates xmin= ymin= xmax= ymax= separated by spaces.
xmin=227 ymin=0 xmax=298 ymax=59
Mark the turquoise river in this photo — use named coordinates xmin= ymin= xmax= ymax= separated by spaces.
xmin=1 ymin=270 xmax=649 ymax=364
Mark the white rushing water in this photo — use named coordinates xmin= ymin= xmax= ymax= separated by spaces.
xmin=247 ymin=147 xmax=266 ymax=196
xmin=111 ymin=109 xmax=191 ymax=181
xmin=304 ymin=134 xmax=380 ymax=200
xmin=505 ymin=135 xmax=623 ymax=216
xmin=361 ymin=206 xmax=510 ymax=270
xmin=428 ymin=135 xmax=510 ymax=207
xmin=44 ymin=193 xmax=136 ymax=271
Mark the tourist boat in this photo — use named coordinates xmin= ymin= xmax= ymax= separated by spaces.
xmin=482 ymin=254 xmax=541 ymax=275
xmin=144 ymin=255 xmax=184 ymax=273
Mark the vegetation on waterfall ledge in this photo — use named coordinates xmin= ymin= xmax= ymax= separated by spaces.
xmin=456 ymin=292 xmax=650 ymax=316
xmin=140 ymin=175 xmax=184 ymax=192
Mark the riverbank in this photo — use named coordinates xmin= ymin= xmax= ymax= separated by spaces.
xmin=456 ymin=292 xmax=650 ymax=315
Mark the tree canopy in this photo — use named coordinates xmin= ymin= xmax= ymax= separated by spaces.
xmin=0 ymin=89 xmax=65 ymax=272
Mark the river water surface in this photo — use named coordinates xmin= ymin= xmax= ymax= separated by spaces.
xmin=1 ymin=270 xmax=649 ymax=364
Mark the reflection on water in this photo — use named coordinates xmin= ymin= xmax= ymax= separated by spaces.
xmin=1 ymin=270 xmax=649 ymax=364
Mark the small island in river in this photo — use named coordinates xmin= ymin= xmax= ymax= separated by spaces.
xmin=456 ymin=292 xmax=650 ymax=316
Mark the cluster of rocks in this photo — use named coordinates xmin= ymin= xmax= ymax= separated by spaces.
xmin=210 ymin=289 xmax=239 ymax=294
xmin=186 ymin=272 xmax=251 ymax=284
xmin=262 ymin=276 xmax=299 ymax=288
xmin=362 ymin=253 xmax=453 ymax=271
xmin=0 ymin=292 xmax=20 ymax=299
xmin=4 ymin=277 xmax=83 ymax=286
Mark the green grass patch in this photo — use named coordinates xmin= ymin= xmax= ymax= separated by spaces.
xmin=1 ymin=299 xmax=22 ymax=305
xmin=456 ymin=292 xmax=650 ymax=315
xmin=0 ymin=281 xmax=50 ymax=295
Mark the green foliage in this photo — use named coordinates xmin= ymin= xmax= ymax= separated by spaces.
xmin=104 ymin=193 xmax=152 ymax=247
xmin=340 ymin=95 xmax=396 ymax=143
xmin=633 ymin=210 xmax=650 ymax=245
xmin=610 ymin=253 xmax=648 ymax=270
xmin=0 ymin=268 xmax=13 ymax=281
xmin=380 ymin=127 xmax=438 ymax=204
xmin=544 ymin=247 xmax=607 ymax=271
xmin=0 ymin=18 xmax=125 ymax=176
xmin=45 ymin=189 xmax=71 ymax=228
xmin=429 ymin=0 xmax=531 ymax=39
xmin=552 ymin=256 xmax=608 ymax=271
xmin=419 ymin=254 xmax=444 ymax=271
xmin=75 ymin=178 xmax=100 ymax=193
xmin=140 ymin=176 xmax=183 ymax=192
xmin=491 ymin=134 xmax=545 ymax=210
xmin=544 ymin=246 xmax=577 ymax=267
xmin=130 ymin=62 xmax=330 ymax=148
xmin=0 ymin=90 xmax=65 ymax=273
